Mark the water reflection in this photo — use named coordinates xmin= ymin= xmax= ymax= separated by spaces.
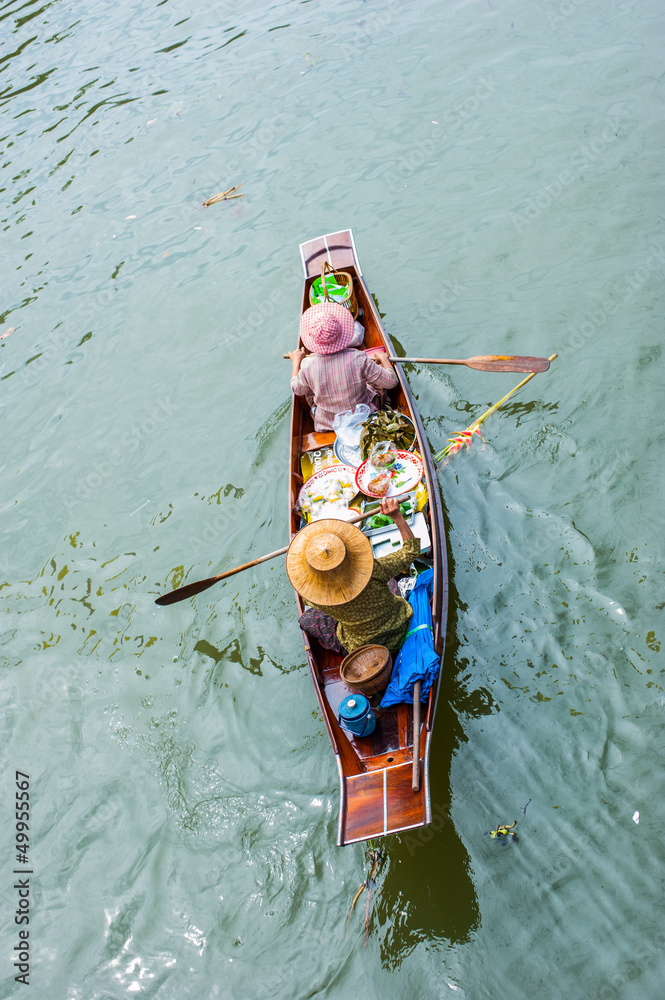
xmin=358 ymin=520 xmax=487 ymax=968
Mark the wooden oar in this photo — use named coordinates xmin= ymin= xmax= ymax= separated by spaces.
xmin=155 ymin=545 xmax=290 ymax=606
xmin=155 ymin=508 xmax=376 ymax=606
xmin=412 ymin=680 xmax=422 ymax=792
xmin=284 ymin=352 xmax=550 ymax=372
xmin=388 ymin=354 xmax=551 ymax=373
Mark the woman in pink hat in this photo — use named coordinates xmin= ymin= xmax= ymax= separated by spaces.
xmin=286 ymin=302 xmax=398 ymax=431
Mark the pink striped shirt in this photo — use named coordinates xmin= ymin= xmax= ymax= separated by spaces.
xmin=291 ymin=349 xmax=398 ymax=431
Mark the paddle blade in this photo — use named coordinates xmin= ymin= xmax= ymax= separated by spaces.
xmin=465 ymin=355 xmax=550 ymax=373
xmin=155 ymin=575 xmax=223 ymax=606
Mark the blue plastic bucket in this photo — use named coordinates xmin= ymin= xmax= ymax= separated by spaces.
xmin=338 ymin=694 xmax=376 ymax=737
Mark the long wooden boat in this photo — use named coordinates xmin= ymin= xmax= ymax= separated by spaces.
xmin=289 ymin=229 xmax=449 ymax=846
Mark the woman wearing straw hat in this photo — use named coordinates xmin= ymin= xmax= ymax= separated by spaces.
xmin=286 ymin=497 xmax=420 ymax=656
xmin=286 ymin=301 xmax=398 ymax=432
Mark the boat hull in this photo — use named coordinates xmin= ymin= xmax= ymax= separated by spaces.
xmin=289 ymin=230 xmax=448 ymax=845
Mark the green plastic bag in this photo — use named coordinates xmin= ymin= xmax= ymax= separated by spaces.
xmin=309 ymin=276 xmax=351 ymax=306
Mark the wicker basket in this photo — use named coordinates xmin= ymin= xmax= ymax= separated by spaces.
xmin=309 ymin=261 xmax=358 ymax=319
xmin=340 ymin=644 xmax=393 ymax=696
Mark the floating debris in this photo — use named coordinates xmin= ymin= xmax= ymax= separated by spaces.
xmin=632 ymin=811 xmax=640 ymax=824
xmin=486 ymin=801 xmax=530 ymax=841
xmin=1 ymin=327 xmax=15 ymax=340
xmin=346 ymin=844 xmax=383 ymax=946
xmin=203 ymin=184 xmax=244 ymax=207
xmin=487 ymin=819 xmax=518 ymax=842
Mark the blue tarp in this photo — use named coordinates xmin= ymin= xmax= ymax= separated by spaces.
xmin=380 ymin=568 xmax=440 ymax=707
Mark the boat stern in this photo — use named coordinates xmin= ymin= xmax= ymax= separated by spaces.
xmin=338 ymin=756 xmax=430 ymax=846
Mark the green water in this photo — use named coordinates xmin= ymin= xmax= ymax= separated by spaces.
xmin=1 ymin=0 xmax=663 ymax=997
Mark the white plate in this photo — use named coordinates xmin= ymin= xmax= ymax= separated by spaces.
xmin=297 ymin=464 xmax=358 ymax=510
xmin=355 ymin=451 xmax=424 ymax=498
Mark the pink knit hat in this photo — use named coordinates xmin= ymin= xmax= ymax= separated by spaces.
xmin=299 ymin=302 xmax=355 ymax=355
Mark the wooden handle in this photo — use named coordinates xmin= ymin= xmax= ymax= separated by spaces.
xmin=412 ymin=680 xmax=422 ymax=792
xmin=321 ymin=260 xmax=333 ymax=302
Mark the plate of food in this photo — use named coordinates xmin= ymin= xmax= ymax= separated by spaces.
xmin=355 ymin=451 xmax=424 ymax=498
xmin=298 ymin=465 xmax=359 ymax=520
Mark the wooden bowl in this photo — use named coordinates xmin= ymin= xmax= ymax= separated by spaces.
xmin=340 ymin=644 xmax=393 ymax=696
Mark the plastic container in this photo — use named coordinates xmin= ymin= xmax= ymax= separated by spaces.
xmin=361 ymin=492 xmax=416 ymax=537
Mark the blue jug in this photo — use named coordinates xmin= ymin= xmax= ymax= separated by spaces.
xmin=338 ymin=694 xmax=375 ymax=737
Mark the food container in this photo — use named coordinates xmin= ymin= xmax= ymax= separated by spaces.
xmin=360 ymin=493 xmax=416 ymax=537
xmin=299 ymin=446 xmax=339 ymax=482
xmin=338 ymin=694 xmax=376 ymax=736
xmin=368 ymin=441 xmax=398 ymax=469
xmin=332 ymin=437 xmax=363 ymax=468
xmin=369 ymin=511 xmax=432 ymax=559
xmin=340 ymin=645 xmax=393 ymax=696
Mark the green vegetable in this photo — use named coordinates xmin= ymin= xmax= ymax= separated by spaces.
xmin=366 ymin=502 xmax=410 ymax=530
xmin=359 ymin=407 xmax=415 ymax=460
xmin=367 ymin=514 xmax=392 ymax=528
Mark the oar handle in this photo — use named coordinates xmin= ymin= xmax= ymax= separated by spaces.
xmin=389 ymin=357 xmax=463 ymax=364
xmin=412 ymin=679 xmax=422 ymax=792
xmin=154 ymin=546 xmax=290 ymax=606
xmin=215 ymin=544 xmax=290 ymax=580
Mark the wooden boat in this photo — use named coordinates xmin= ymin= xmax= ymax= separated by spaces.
xmin=289 ymin=229 xmax=449 ymax=846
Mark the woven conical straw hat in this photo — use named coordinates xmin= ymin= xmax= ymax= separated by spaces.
xmin=286 ymin=518 xmax=374 ymax=606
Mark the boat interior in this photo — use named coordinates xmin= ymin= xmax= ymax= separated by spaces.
xmin=289 ymin=232 xmax=442 ymax=843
